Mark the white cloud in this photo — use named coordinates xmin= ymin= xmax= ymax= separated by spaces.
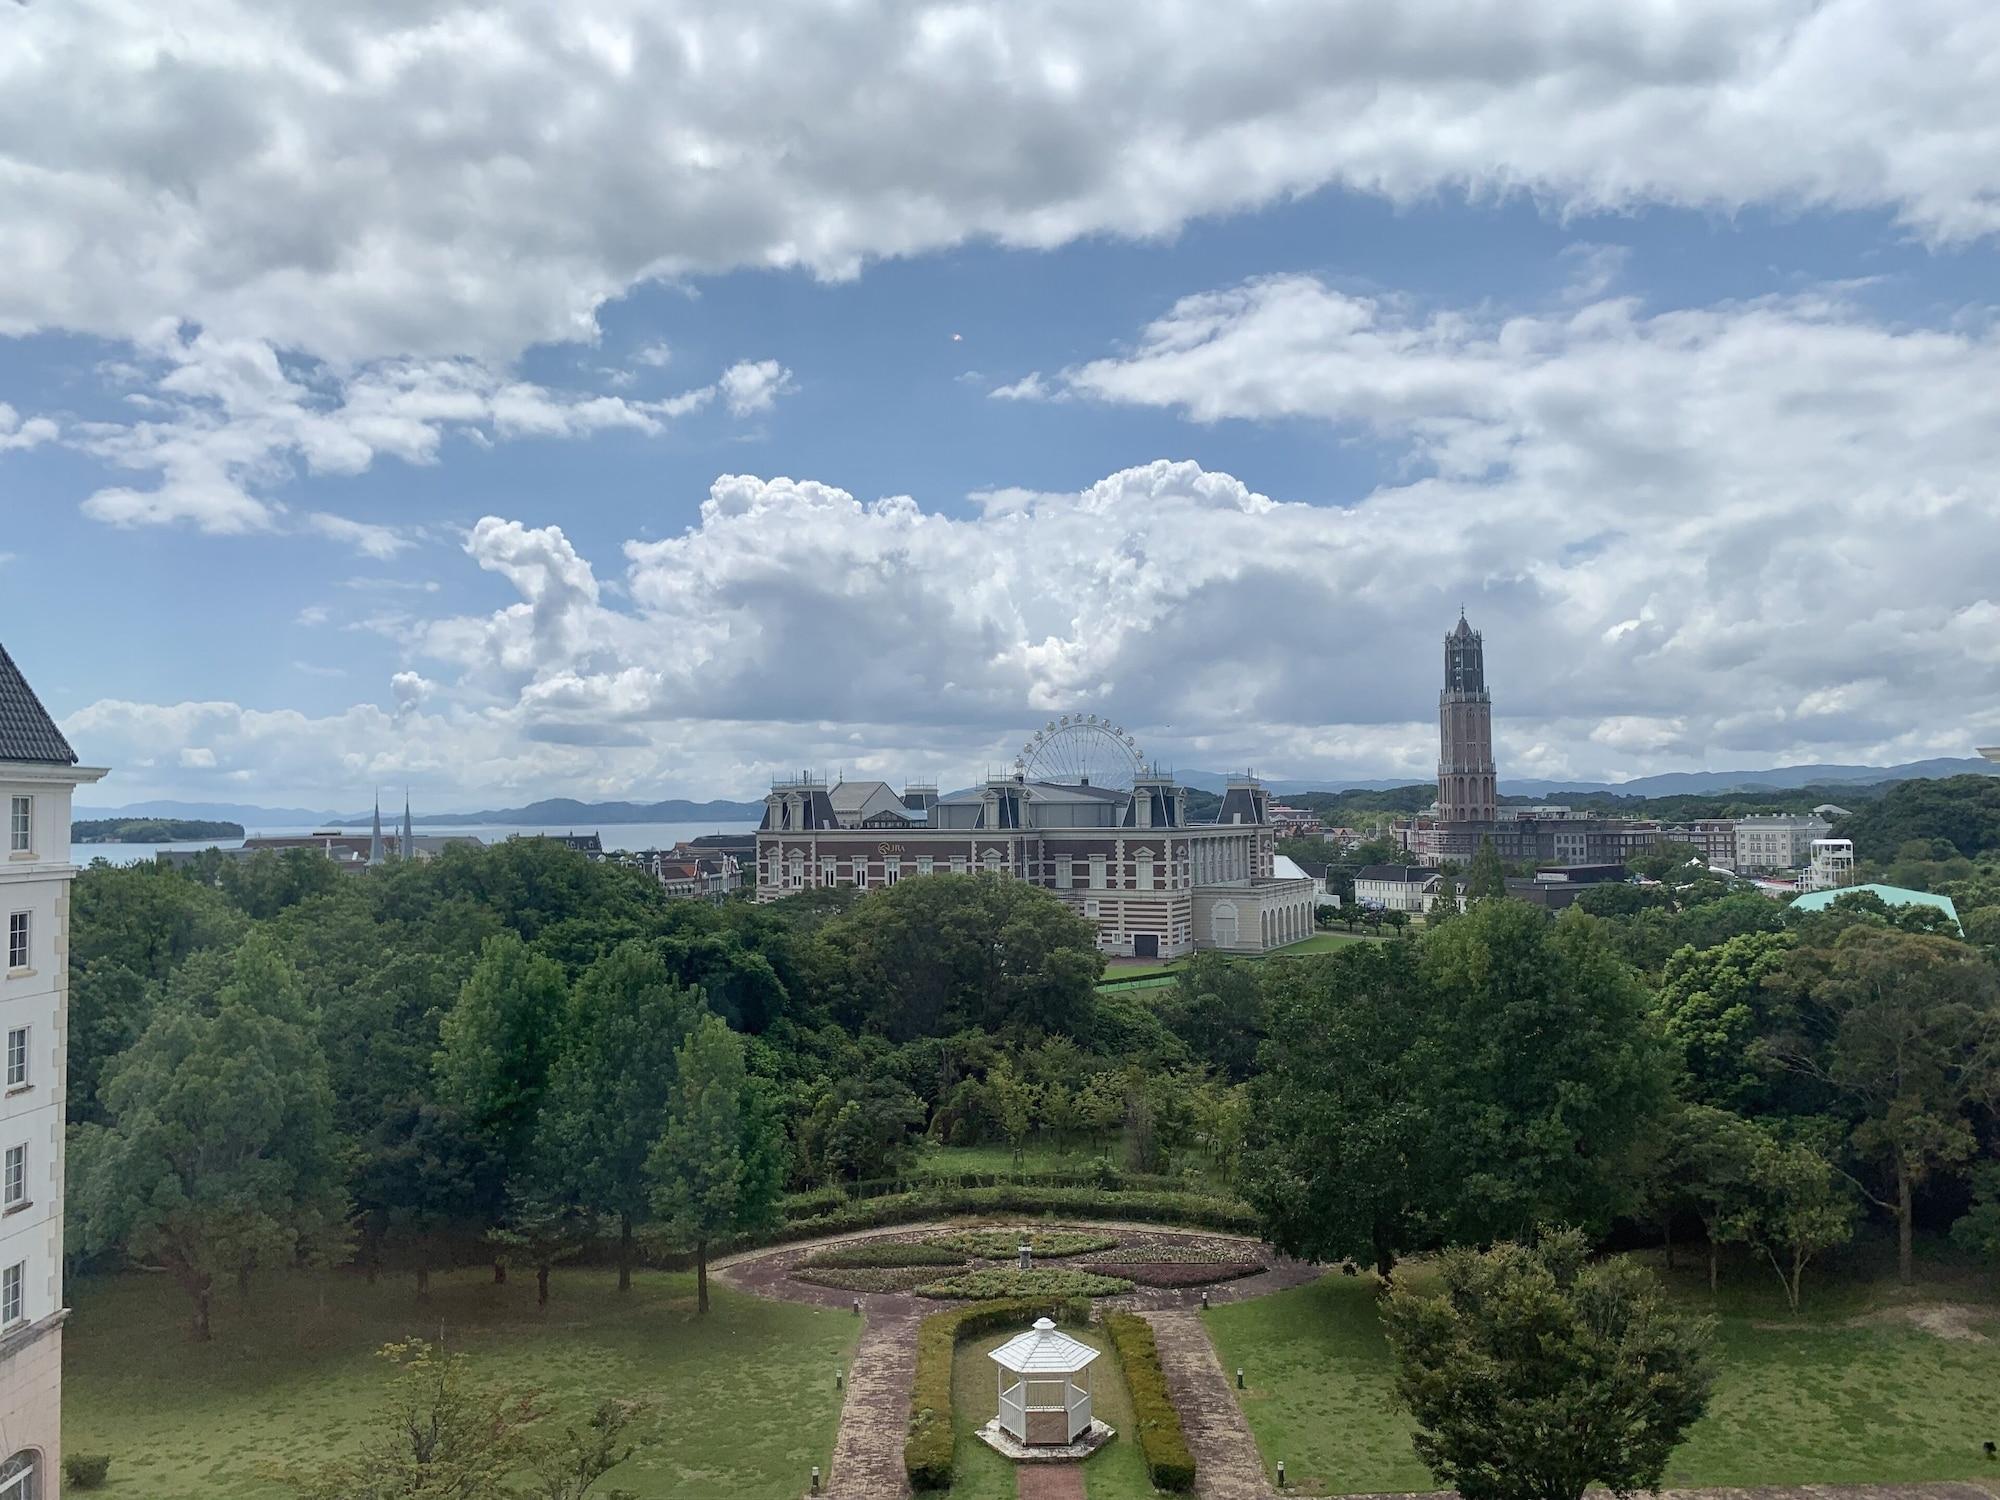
xmin=717 ymin=359 xmax=797 ymax=417
xmin=306 ymin=512 xmax=412 ymax=559
xmin=989 ymin=372 xmax=1055 ymax=402
xmin=4 ymin=1 xmax=1998 ymax=366
xmin=58 ymin=330 xmax=727 ymax=537
xmin=178 ymin=746 xmax=218 ymax=769
xmin=633 ymin=342 xmax=673 ymax=368
xmin=0 ymin=404 xmax=57 ymax=453
xmin=47 ymin=271 xmax=2000 ymax=804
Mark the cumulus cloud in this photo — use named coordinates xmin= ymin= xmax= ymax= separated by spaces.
xmin=0 ymin=403 xmax=57 ymax=453
xmin=717 ymin=360 xmax=797 ymax=417
xmin=3 ymin=2 xmax=1998 ymax=365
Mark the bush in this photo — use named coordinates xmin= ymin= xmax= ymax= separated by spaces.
xmin=1103 ymin=1312 xmax=1196 ymax=1492
xmin=913 ymin=1268 xmax=1131 ymax=1299
xmin=1085 ymin=1259 xmax=1264 ymax=1287
xmin=64 ymin=1455 xmax=113 ymax=1490
xmin=794 ymin=1265 xmax=959 ymax=1294
xmin=768 ymin=1184 xmax=1258 ymax=1244
xmin=906 ymin=1296 xmax=1093 ymax=1491
xmin=927 ymin=1229 xmax=1119 ymax=1259
xmin=801 ymin=1240 xmax=967 ymax=1269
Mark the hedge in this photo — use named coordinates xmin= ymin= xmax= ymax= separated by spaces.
xmin=765 ymin=1184 xmax=1257 ymax=1248
xmin=63 ymin=1455 xmax=112 ymax=1490
xmin=794 ymin=1265 xmax=957 ymax=1294
xmin=1103 ymin=1312 xmax=1197 ymax=1492
xmin=905 ymin=1295 xmax=1092 ymax=1491
xmin=1085 ymin=1259 xmax=1264 ymax=1288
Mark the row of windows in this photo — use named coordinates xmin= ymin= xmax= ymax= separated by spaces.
xmin=6 ymin=796 xmax=29 ymax=856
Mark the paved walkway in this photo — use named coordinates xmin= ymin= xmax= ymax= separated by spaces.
xmin=1016 ymin=1464 xmax=1087 ymax=1499
xmin=1337 ymin=1490 xmax=2000 ymax=1500
xmin=1143 ymin=1308 xmax=1272 ymax=1500
xmin=820 ymin=1304 xmax=922 ymax=1500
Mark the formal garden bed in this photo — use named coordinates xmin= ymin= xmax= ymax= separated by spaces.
xmin=926 ymin=1228 xmax=1121 ymax=1259
xmin=795 ymin=1265 xmax=964 ymax=1294
xmin=913 ymin=1267 xmax=1134 ymax=1300
xmin=1085 ymin=1258 xmax=1265 ymax=1288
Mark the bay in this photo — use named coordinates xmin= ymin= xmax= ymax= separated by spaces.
xmin=70 ymin=819 xmax=760 ymax=868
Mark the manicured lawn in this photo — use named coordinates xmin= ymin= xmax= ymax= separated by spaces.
xmin=63 ymin=1266 xmax=858 ymax=1500
xmin=945 ymin=1325 xmax=1160 ymax=1499
xmin=1096 ymin=931 xmax=1382 ymax=991
xmin=909 ymin=1141 xmax=1107 ymax=1177
xmin=1204 ymin=1246 xmax=2000 ymax=1495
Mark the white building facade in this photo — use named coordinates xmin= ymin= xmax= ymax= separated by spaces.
xmin=1 ymin=645 xmax=106 ymax=1498
xmin=1734 ymin=813 xmax=1832 ymax=873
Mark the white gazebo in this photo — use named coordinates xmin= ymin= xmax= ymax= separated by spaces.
xmin=989 ymin=1318 xmax=1098 ymax=1447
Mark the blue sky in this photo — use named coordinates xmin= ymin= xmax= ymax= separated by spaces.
xmin=2 ymin=1 xmax=1998 ymax=808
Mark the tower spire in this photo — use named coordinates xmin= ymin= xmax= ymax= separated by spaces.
xmin=401 ymin=788 xmax=414 ymax=861
xmin=368 ymin=790 xmax=384 ymax=866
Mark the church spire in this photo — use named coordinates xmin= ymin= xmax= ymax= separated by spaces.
xmin=401 ymin=789 xmax=414 ymax=861
xmin=368 ymin=791 xmax=384 ymax=866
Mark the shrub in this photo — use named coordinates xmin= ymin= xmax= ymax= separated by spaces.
xmin=794 ymin=1265 xmax=957 ymax=1294
xmin=64 ymin=1455 xmax=112 ymax=1490
xmin=913 ymin=1268 xmax=1132 ymax=1299
xmin=1104 ymin=1312 xmax=1197 ymax=1492
xmin=801 ymin=1240 xmax=967 ymax=1269
xmin=927 ymin=1229 xmax=1119 ymax=1259
xmin=1085 ymin=1259 xmax=1264 ymax=1288
xmin=906 ymin=1296 xmax=1092 ymax=1491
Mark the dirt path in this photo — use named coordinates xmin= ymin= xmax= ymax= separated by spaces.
xmin=1016 ymin=1465 xmax=1087 ymax=1499
xmin=819 ymin=1303 xmax=922 ymax=1500
xmin=1143 ymin=1308 xmax=1273 ymax=1500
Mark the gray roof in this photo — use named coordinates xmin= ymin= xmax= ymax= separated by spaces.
xmin=1356 ymin=864 xmax=1440 ymax=884
xmin=0 ymin=643 xmax=76 ymax=765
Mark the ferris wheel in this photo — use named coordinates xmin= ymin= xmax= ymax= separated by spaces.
xmin=1014 ymin=714 xmax=1146 ymax=789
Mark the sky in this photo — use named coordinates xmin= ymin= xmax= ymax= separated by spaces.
xmin=3 ymin=0 xmax=1999 ymax=809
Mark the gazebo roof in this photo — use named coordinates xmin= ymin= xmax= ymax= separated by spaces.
xmin=988 ymin=1318 xmax=1100 ymax=1375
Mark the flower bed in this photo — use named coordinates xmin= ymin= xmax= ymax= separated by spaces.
xmin=912 ymin=1267 xmax=1133 ymax=1300
xmin=799 ymin=1240 xmax=967 ymax=1270
xmin=1084 ymin=1259 xmax=1265 ymax=1288
xmin=927 ymin=1228 xmax=1119 ymax=1259
xmin=793 ymin=1265 xmax=958 ymax=1294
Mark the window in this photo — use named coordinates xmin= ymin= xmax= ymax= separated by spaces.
xmin=1135 ymin=852 xmax=1155 ymax=892
xmin=3 ymin=1029 xmax=23 ymax=1089
xmin=884 ymin=857 xmax=901 ymax=885
xmin=0 ymin=1264 xmax=20 ymax=1329
xmin=1054 ymin=856 xmax=1072 ymax=890
xmin=820 ymin=857 xmax=836 ymax=886
xmin=1089 ymin=855 xmax=1107 ymax=890
xmin=950 ymin=855 xmax=967 ymax=875
xmin=0 ymin=1448 xmax=36 ymax=1500
xmin=5 ymin=913 xmax=24 ymax=971
xmin=2 ymin=1145 xmax=22 ymax=1209
xmin=916 ymin=856 xmax=933 ymax=876
xmin=1084 ymin=898 xmax=1100 ymax=918
xmin=5 ymin=797 xmax=27 ymax=855
xmin=787 ymin=856 xmax=804 ymax=891
xmin=982 ymin=849 xmax=1002 ymax=874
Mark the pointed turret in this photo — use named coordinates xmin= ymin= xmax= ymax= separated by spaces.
xmin=368 ymin=793 xmax=384 ymax=866
xmin=401 ymin=790 xmax=414 ymax=861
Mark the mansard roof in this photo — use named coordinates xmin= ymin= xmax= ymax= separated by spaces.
xmin=0 ymin=642 xmax=77 ymax=765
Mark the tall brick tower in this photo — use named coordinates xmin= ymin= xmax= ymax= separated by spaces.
xmin=1438 ymin=612 xmax=1497 ymax=823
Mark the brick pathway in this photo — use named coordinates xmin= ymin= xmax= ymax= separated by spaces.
xmin=1143 ymin=1308 xmax=1273 ymax=1500
xmin=1016 ymin=1464 xmax=1087 ymax=1499
xmin=821 ymin=1304 xmax=922 ymax=1500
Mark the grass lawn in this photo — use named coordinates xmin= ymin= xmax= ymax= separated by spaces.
xmin=63 ymin=1266 xmax=858 ymax=1500
xmin=944 ymin=1325 xmax=1161 ymax=1499
xmin=1204 ymin=1241 xmax=2000 ymax=1495
xmin=908 ymin=1140 xmax=1107 ymax=1178
xmin=1096 ymin=931 xmax=1381 ymax=991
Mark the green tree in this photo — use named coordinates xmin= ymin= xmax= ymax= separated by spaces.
xmin=1716 ymin=1131 xmax=1855 ymax=1313
xmin=986 ymin=1056 xmax=1040 ymax=1168
xmin=535 ymin=942 xmax=703 ymax=1291
xmin=1243 ymin=942 xmax=1442 ymax=1275
xmin=646 ymin=1015 xmax=785 ymax=1314
xmin=1651 ymin=1103 xmax=1764 ymax=1292
xmin=1463 ymin=837 xmax=1507 ymax=902
xmin=1077 ymin=1071 xmax=1125 ymax=1160
xmin=1157 ymin=953 xmax=1267 ymax=1082
xmin=1770 ymin=925 xmax=2000 ymax=1283
xmin=1652 ymin=931 xmax=1797 ymax=1113
xmin=799 ymin=1063 xmax=927 ymax=1184
xmin=436 ymin=934 xmax=572 ymax=1181
xmin=73 ymin=932 xmax=347 ymax=1339
xmin=66 ymin=959 xmax=154 ymax=1124
xmin=1383 ymin=1228 xmax=1714 ymax=1500
xmin=1423 ymin=903 xmax=1673 ymax=1242
xmin=1949 ymin=1162 xmax=2000 ymax=1270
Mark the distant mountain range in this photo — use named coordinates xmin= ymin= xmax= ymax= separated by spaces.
xmin=78 ymin=756 xmax=2000 ymax=829
xmin=1183 ymin=757 xmax=2000 ymax=798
